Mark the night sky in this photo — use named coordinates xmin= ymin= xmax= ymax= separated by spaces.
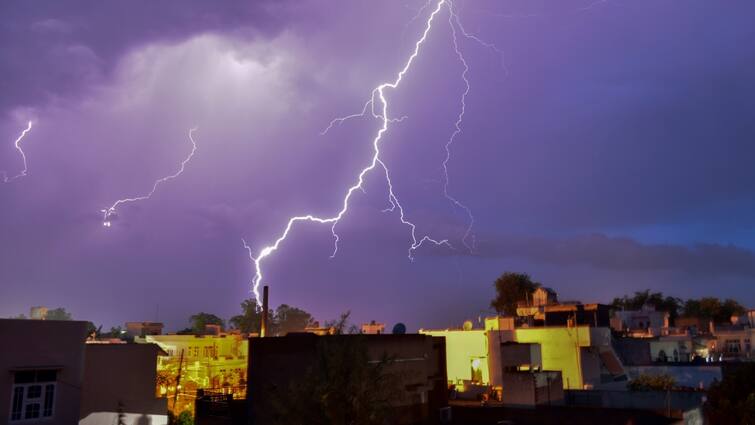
xmin=2 ymin=0 xmax=755 ymax=331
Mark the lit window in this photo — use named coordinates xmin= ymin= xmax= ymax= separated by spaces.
xmin=10 ymin=370 xmax=57 ymax=422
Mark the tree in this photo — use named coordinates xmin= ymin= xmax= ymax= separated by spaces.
xmin=610 ymin=290 xmax=682 ymax=323
xmin=324 ymin=311 xmax=359 ymax=335
xmin=682 ymin=297 xmax=746 ymax=323
xmin=229 ymin=298 xmax=266 ymax=334
xmin=9 ymin=314 xmax=27 ymax=319
xmin=490 ymin=272 xmax=540 ymax=316
xmin=274 ymin=304 xmax=316 ymax=335
xmin=627 ymin=373 xmax=676 ymax=391
xmin=188 ymin=312 xmax=224 ymax=333
xmin=44 ymin=308 xmax=72 ymax=320
xmin=101 ymin=326 xmax=125 ymax=339
xmin=705 ymin=363 xmax=755 ymax=424
xmin=268 ymin=336 xmax=400 ymax=425
xmin=229 ymin=299 xmax=315 ymax=336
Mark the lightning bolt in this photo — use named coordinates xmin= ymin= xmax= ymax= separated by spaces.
xmin=244 ymin=0 xmax=499 ymax=304
xmin=101 ymin=127 xmax=198 ymax=227
xmin=2 ymin=121 xmax=33 ymax=183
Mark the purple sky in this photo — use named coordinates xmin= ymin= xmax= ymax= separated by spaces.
xmin=2 ymin=0 xmax=755 ymax=331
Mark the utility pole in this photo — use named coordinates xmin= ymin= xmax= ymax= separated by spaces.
xmin=173 ymin=348 xmax=184 ymax=411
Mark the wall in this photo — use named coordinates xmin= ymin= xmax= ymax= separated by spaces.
xmin=79 ymin=344 xmax=167 ymax=424
xmin=247 ymin=334 xmax=448 ymax=425
xmin=0 ymin=319 xmax=88 ymax=425
xmin=514 ymin=327 xmax=592 ymax=390
xmin=420 ymin=329 xmax=489 ymax=386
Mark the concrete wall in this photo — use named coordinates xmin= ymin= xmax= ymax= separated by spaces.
xmin=0 ymin=319 xmax=88 ymax=425
xmin=79 ymin=344 xmax=167 ymax=423
xmin=514 ymin=327 xmax=592 ymax=389
xmin=247 ymin=334 xmax=447 ymax=425
xmin=421 ymin=329 xmax=489 ymax=385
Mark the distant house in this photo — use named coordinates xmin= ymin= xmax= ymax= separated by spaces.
xmin=532 ymin=287 xmax=558 ymax=307
xmin=125 ymin=321 xmax=164 ymax=338
xmin=361 ymin=320 xmax=386 ymax=334
xmin=611 ymin=305 xmax=670 ymax=337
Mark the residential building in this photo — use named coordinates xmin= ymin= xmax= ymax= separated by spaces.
xmin=138 ymin=333 xmax=248 ymax=414
xmin=361 ymin=320 xmax=386 ymax=334
xmin=708 ymin=323 xmax=754 ymax=360
xmin=611 ymin=305 xmax=670 ymax=337
xmin=498 ymin=342 xmax=564 ymax=407
xmin=79 ymin=343 xmax=168 ymax=424
xmin=1 ymin=319 xmax=88 ymax=424
xmin=125 ymin=321 xmax=164 ymax=337
xmin=29 ymin=306 xmax=48 ymax=320
xmin=246 ymin=333 xmax=448 ymax=425
xmin=421 ymin=314 xmax=626 ymax=392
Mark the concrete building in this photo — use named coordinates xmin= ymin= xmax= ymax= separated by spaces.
xmin=79 ymin=343 xmax=168 ymax=425
xmin=361 ymin=320 xmax=386 ymax=334
xmin=708 ymin=323 xmax=754 ymax=360
xmin=1 ymin=319 xmax=89 ymax=424
xmin=246 ymin=333 xmax=447 ymax=425
xmin=611 ymin=305 xmax=670 ymax=337
xmin=1 ymin=319 xmax=170 ymax=424
xmin=29 ymin=306 xmax=48 ymax=320
xmin=138 ymin=333 xmax=248 ymax=414
xmin=422 ymin=315 xmax=626 ymax=392
xmin=125 ymin=321 xmax=164 ymax=338
xmin=497 ymin=342 xmax=564 ymax=407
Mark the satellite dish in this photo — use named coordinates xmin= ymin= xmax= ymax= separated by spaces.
xmin=392 ymin=323 xmax=407 ymax=334
xmin=463 ymin=320 xmax=473 ymax=331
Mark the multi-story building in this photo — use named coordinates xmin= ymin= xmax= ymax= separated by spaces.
xmin=421 ymin=309 xmax=626 ymax=393
xmin=1 ymin=319 xmax=167 ymax=425
xmin=708 ymin=323 xmax=754 ymax=360
xmin=138 ymin=333 xmax=248 ymax=414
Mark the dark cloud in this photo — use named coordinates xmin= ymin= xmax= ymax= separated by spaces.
xmin=471 ymin=233 xmax=755 ymax=278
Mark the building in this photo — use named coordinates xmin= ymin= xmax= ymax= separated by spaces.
xmin=422 ymin=305 xmax=626 ymax=393
xmin=361 ymin=320 xmax=386 ymax=334
xmin=138 ymin=333 xmax=248 ymax=414
xmin=79 ymin=343 xmax=168 ymax=424
xmin=29 ymin=306 xmax=48 ymax=320
xmin=498 ymin=342 xmax=564 ymax=407
xmin=532 ymin=287 xmax=558 ymax=307
xmin=246 ymin=333 xmax=447 ymax=425
xmin=708 ymin=322 xmax=754 ymax=360
xmin=125 ymin=321 xmax=164 ymax=338
xmin=1 ymin=319 xmax=89 ymax=424
xmin=611 ymin=305 xmax=670 ymax=337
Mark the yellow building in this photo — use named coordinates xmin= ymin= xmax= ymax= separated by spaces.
xmin=137 ymin=334 xmax=248 ymax=414
xmin=420 ymin=329 xmax=490 ymax=387
xmin=421 ymin=316 xmax=624 ymax=391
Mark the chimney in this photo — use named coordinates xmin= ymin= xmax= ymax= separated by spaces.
xmin=261 ymin=285 xmax=269 ymax=337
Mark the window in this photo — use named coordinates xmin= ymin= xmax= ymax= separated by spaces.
xmin=10 ymin=370 xmax=57 ymax=422
xmin=745 ymin=339 xmax=751 ymax=353
xmin=725 ymin=339 xmax=741 ymax=354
